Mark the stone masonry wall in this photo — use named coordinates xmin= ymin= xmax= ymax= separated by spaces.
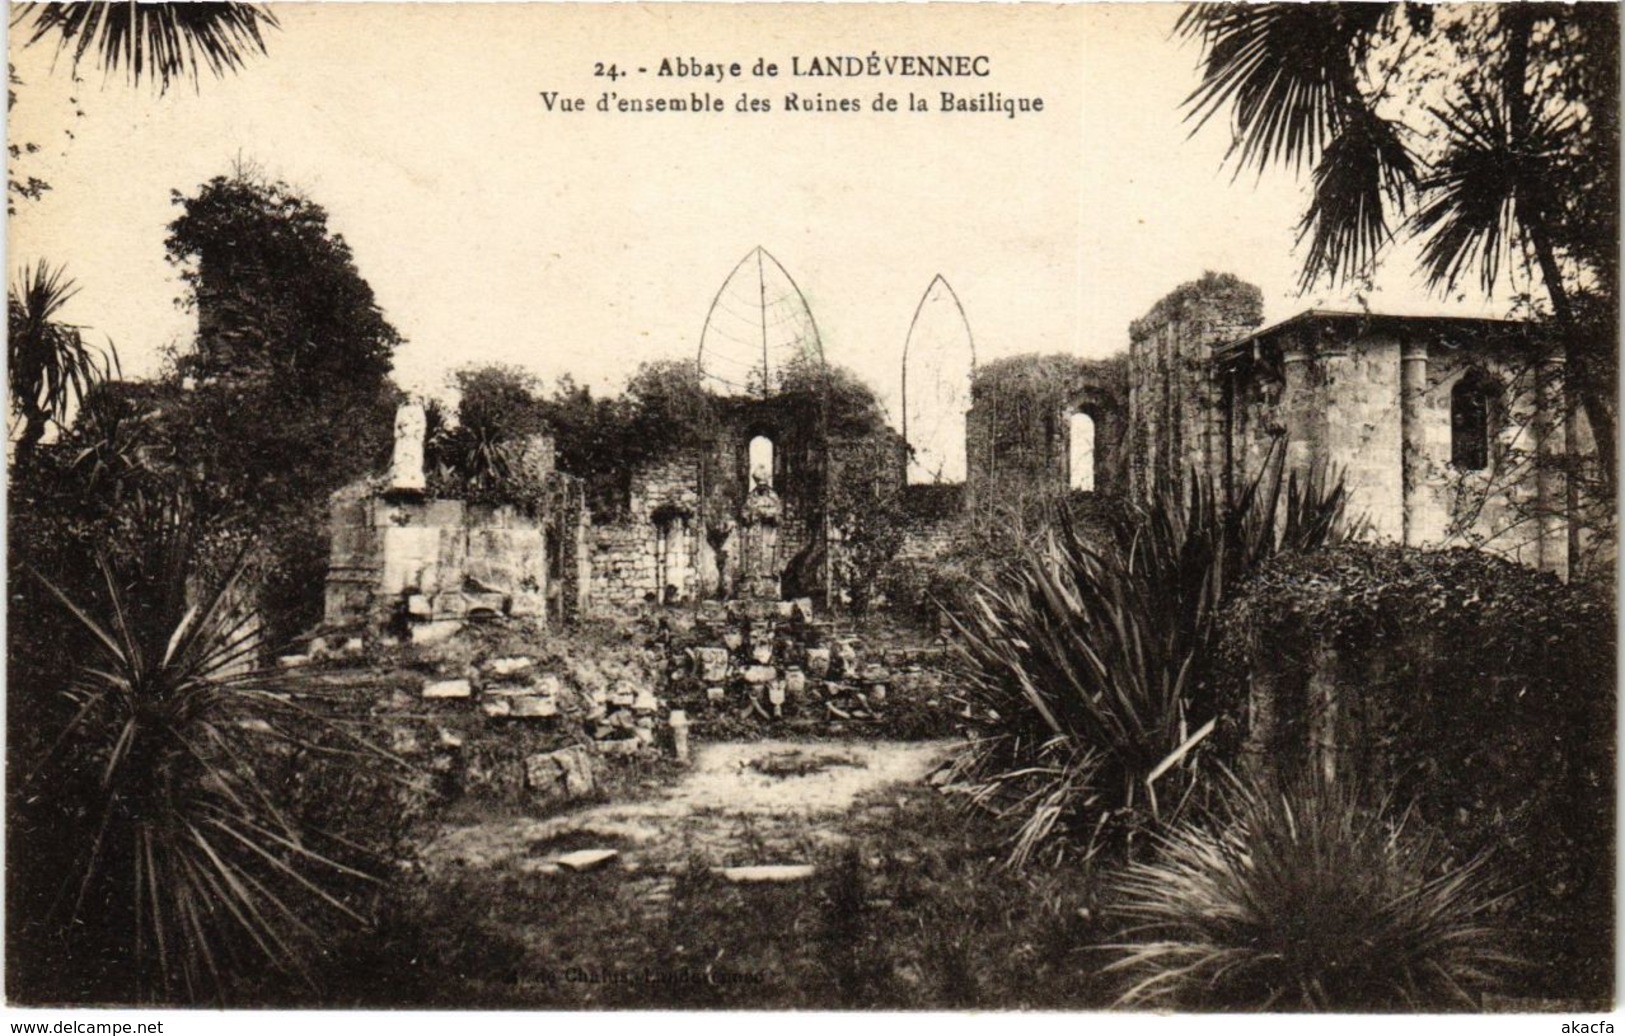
xmin=1127 ymin=274 xmax=1264 ymax=502
xmin=589 ymin=448 xmax=705 ymax=611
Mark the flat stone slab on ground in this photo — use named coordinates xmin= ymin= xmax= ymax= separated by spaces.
xmin=423 ymin=678 xmax=473 ymax=699
xmin=719 ymin=864 xmax=816 ymax=883
xmin=556 ymin=849 xmax=620 ymax=872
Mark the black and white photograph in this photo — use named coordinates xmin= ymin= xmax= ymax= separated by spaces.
xmin=4 ymin=0 xmax=1617 ymax=1018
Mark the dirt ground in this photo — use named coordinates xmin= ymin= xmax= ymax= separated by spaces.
xmin=421 ymin=739 xmax=958 ymax=875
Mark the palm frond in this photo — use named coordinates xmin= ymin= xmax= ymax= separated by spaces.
xmin=22 ymin=553 xmax=421 ymax=1002
xmin=1105 ymin=771 xmax=1516 ymax=1010
xmin=16 ymin=2 xmax=279 ymax=93
xmin=1176 ymin=3 xmax=1396 ymax=176
xmin=1297 ymin=107 xmax=1417 ymax=289
xmin=1409 ymin=89 xmax=1568 ymax=297
xmin=947 ymin=443 xmax=1354 ymax=862
xmin=8 ymin=260 xmax=115 ymax=437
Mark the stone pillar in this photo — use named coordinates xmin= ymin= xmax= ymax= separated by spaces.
xmin=1399 ymin=337 xmax=1428 ymax=546
xmin=1280 ymin=341 xmax=1313 ymax=478
xmin=1535 ymin=351 xmax=1569 ymax=579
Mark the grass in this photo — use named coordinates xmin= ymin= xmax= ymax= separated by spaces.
xmin=287 ymin=783 xmax=1116 ymax=1009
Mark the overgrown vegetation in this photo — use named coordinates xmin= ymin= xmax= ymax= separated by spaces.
xmin=947 ymin=455 xmax=1353 ymax=864
xmin=1216 ymin=544 xmax=1616 ymax=1001
xmin=293 ymin=785 xmax=1114 ymax=1009
xmin=1106 ymin=772 xmax=1513 ymax=1011
xmin=9 ymin=547 xmax=420 ymax=1004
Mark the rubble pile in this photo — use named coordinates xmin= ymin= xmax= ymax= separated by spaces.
xmin=658 ymin=598 xmax=959 ymax=734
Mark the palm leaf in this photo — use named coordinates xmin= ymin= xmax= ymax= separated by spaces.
xmin=16 ymin=2 xmax=279 ymax=94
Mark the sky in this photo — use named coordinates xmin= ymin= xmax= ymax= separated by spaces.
xmin=6 ymin=2 xmax=1511 ymax=421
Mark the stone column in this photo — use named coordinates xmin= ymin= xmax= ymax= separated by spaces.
xmin=1280 ymin=339 xmax=1313 ymax=478
xmin=1535 ymin=351 xmax=1569 ymax=579
xmin=1399 ymin=337 xmax=1428 ymax=546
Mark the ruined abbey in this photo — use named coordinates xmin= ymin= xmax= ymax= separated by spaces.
xmin=323 ymin=255 xmax=1604 ymax=640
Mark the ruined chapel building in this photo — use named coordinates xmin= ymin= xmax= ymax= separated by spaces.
xmin=1125 ymin=273 xmax=1598 ymax=580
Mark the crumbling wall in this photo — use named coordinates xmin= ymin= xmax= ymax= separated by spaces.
xmin=1127 ymin=273 xmax=1263 ymax=501
xmin=323 ymin=487 xmax=555 ymax=635
xmin=964 ymin=353 xmax=1130 ymax=512
xmin=588 ymin=448 xmax=705 ymax=610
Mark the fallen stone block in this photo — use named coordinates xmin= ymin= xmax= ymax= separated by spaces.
xmin=719 ymin=865 xmax=816 ymax=883
xmin=632 ymin=689 xmax=659 ymax=713
xmin=481 ymin=698 xmax=512 ymax=718
xmin=410 ymin=620 xmax=462 ymax=645
xmin=691 ymin=646 xmax=730 ymax=682
xmin=706 ymin=686 xmax=727 ymax=703
xmin=743 ymin=665 xmax=778 ymax=685
xmin=805 ymin=648 xmax=832 ymax=678
xmin=406 ymin=594 xmax=433 ymax=619
xmin=277 ymin=654 xmax=311 ymax=669
xmin=484 ymin=656 xmax=536 ymax=680
xmin=423 ymin=678 xmax=472 ymax=699
xmin=596 ymin=737 xmax=641 ymax=757
xmin=510 ymin=696 xmax=559 ymax=718
xmin=525 ymin=746 xmax=595 ymax=799
xmin=750 ymin=641 xmax=774 ymax=665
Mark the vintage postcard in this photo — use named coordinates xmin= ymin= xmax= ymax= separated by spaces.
xmin=5 ymin=0 xmax=1616 ymax=1021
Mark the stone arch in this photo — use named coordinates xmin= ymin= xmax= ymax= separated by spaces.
xmin=1062 ymin=383 xmax=1127 ymax=497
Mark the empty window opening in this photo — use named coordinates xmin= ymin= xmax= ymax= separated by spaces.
xmin=748 ymin=435 xmax=775 ymax=489
xmin=1451 ymin=375 xmax=1492 ymax=471
xmin=1069 ymin=412 xmax=1096 ymax=492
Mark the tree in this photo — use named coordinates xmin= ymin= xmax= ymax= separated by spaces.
xmin=7 ymin=260 xmax=114 ymax=466
xmin=161 ymin=172 xmax=403 ymax=639
xmin=13 ymin=2 xmax=278 ymax=94
xmin=1178 ymin=3 xmax=1618 ymax=490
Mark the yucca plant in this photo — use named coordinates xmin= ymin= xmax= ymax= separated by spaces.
xmin=14 ymin=546 xmax=417 ymax=1003
xmin=946 ymin=446 xmax=1354 ymax=864
xmin=1104 ymin=772 xmax=1516 ymax=1010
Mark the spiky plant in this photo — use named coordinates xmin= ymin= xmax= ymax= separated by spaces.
xmin=946 ymin=447 xmax=1354 ymax=864
xmin=1104 ymin=773 xmax=1516 ymax=1011
xmin=14 ymin=548 xmax=417 ymax=1003
xmin=15 ymin=2 xmax=278 ymax=94
xmin=8 ymin=261 xmax=116 ymax=465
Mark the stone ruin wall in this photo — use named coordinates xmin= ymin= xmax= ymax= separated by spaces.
xmin=1126 ymin=274 xmax=1264 ymax=502
xmin=324 ymin=488 xmax=556 ymax=637
xmin=587 ymin=448 xmax=706 ymax=611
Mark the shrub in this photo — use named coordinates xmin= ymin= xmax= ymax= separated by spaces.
xmin=9 ymin=554 xmax=420 ymax=1004
xmin=1215 ymin=544 xmax=1616 ymax=999
xmin=1105 ymin=772 xmax=1514 ymax=1011
xmin=947 ymin=452 xmax=1351 ymax=864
